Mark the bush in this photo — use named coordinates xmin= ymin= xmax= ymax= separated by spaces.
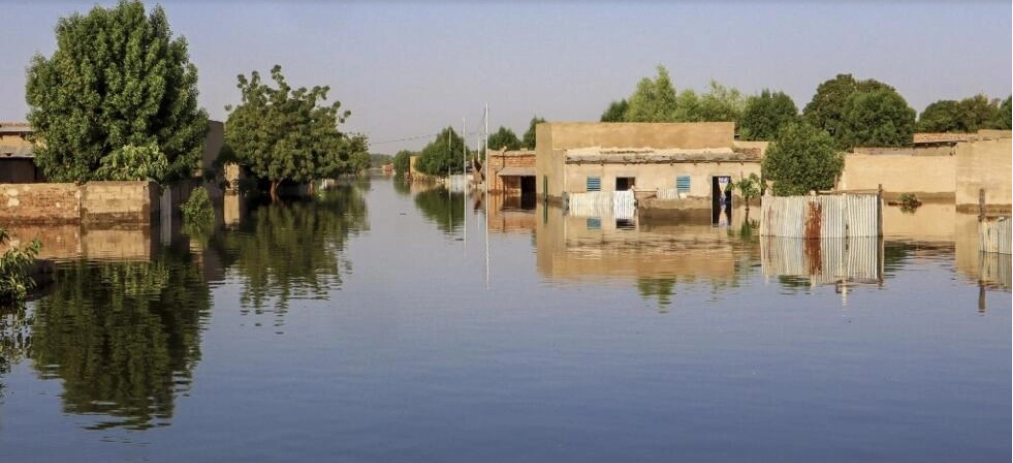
xmin=0 ymin=227 xmax=41 ymax=304
xmin=181 ymin=186 xmax=215 ymax=227
xmin=762 ymin=122 xmax=843 ymax=196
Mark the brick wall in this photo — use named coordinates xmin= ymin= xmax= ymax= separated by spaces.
xmin=487 ymin=150 xmax=535 ymax=193
xmin=0 ymin=181 xmax=159 ymax=225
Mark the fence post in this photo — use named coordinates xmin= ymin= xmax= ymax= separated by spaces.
xmin=876 ymin=184 xmax=883 ymax=237
xmin=978 ymin=188 xmax=985 ymax=222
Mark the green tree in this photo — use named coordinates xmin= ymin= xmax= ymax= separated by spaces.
xmin=803 ymin=73 xmax=892 ymax=147
xmin=0 ymin=228 xmax=41 ymax=304
xmin=739 ymin=90 xmax=799 ymax=141
xmin=626 ymin=65 xmax=679 ymax=122
xmin=416 ymin=127 xmax=468 ymax=176
xmin=696 ymin=80 xmax=746 ymax=123
xmin=25 ymin=0 xmax=208 ymax=184
xmin=995 ymin=96 xmax=1012 ymax=130
xmin=733 ymin=173 xmax=762 ymax=217
xmin=522 ymin=116 xmax=546 ymax=149
xmin=917 ymin=100 xmax=963 ymax=132
xmin=761 ymin=122 xmax=843 ymax=196
xmin=224 ymin=65 xmax=359 ymax=201
xmin=955 ymin=94 xmax=1000 ymax=132
xmin=600 ymin=99 xmax=629 ymax=122
xmin=487 ymin=126 xmax=522 ymax=151
xmin=393 ymin=150 xmax=412 ymax=176
xmin=839 ymin=88 xmax=916 ymax=148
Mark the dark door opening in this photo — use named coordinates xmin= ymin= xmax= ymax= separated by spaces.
xmin=520 ymin=176 xmax=537 ymax=209
xmin=616 ymin=177 xmax=635 ymax=191
xmin=712 ymin=176 xmax=732 ymax=224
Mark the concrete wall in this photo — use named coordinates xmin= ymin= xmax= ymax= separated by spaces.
xmin=562 ymin=161 xmax=760 ymax=198
xmin=535 ymin=122 xmax=736 ymax=200
xmin=955 ymin=137 xmax=1012 ymax=210
xmin=0 ymin=181 xmax=159 ymax=225
xmin=838 ymin=153 xmax=956 ymax=199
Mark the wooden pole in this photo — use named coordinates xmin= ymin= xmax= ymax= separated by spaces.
xmin=978 ymin=188 xmax=985 ymax=222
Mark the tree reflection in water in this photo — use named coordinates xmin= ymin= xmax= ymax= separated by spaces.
xmin=28 ymin=243 xmax=210 ymax=430
xmin=212 ymin=183 xmax=369 ymax=323
xmin=413 ymin=187 xmax=464 ymax=235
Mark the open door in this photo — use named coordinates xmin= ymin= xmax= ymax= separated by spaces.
xmin=712 ymin=176 xmax=732 ymax=225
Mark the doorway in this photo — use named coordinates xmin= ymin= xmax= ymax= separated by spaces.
xmin=711 ymin=175 xmax=732 ymax=224
xmin=616 ymin=177 xmax=636 ymax=191
xmin=520 ymin=176 xmax=536 ymax=209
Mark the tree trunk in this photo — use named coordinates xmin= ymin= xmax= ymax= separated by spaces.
xmin=307 ymin=180 xmax=315 ymax=196
xmin=270 ymin=181 xmax=280 ymax=202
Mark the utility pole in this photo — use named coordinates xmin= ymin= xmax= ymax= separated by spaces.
xmin=463 ymin=117 xmax=467 ymax=248
xmin=484 ymin=104 xmax=490 ymax=289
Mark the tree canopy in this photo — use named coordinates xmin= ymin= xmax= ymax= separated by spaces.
xmin=25 ymin=0 xmax=208 ymax=184
xmin=802 ymin=73 xmax=893 ymax=148
xmin=838 ymin=88 xmax=916 ymax=148
xmin=522 ymin=116 xmax=546 ymax=149
xmin=600 ymin=99 xmax=629 ymax=122
xmin=917 ymin=94 xmax=1007 ymax=132
xmin=997 ymin=96 xmax=1013 ymax=130
xmin=223 ymin=65 xmax=363 ymax=199
xmin=625 ymin=65 xmax=679 ymax=122
xmin=738 ymin=90 xmax=799 ymax=141
xmin=393 ymin=150 xmax=412 ymax=176
xmin=761 ymin=122 xmax=843 ymax=196
xmin=415 ymin=127 xmax=469 ymax=176
xmin=487 ymin=126 xmax=522 ymax=151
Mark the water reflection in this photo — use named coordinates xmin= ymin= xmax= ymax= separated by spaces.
xmin=413 ymin=187 xmax=465 ymax=235
xmin=28 ymin=242 xmax=210 ymax=430
xmin=210 ymin=183 xmax=368 ymax=320
xmin=761 ymin=237 xmax=883 ymax=289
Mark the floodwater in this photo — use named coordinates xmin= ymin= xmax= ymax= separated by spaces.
xmin=0 ymin=176 xmax=1009 ymax=462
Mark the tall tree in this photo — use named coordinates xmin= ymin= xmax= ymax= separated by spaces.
xmin=416 ymin=127 xmax=468 ymax=176
xmin=393 ymin=150 xmax=412 ymax=176
xmin=522 ymin=116 xmax=546 ymax=149
xmin=839 ymin=88 xmax=916 ymax=148
xmin=739 ymin=90 xmax=799 ymax=141
xmin=224 ymin=65 xmax=359 ymax=200
xmin=696 ymin=80 xmax=746 ymax=123
xmin=625 ymin=65 xmax=679 ymax=122
xmin=487 ymin=126 xmax=522 ymax=151
xmin=25 ymin=0 xmax=209 ymax=184
xmin=600 ymin=99 xmax=629 ymax=122
xmin=762 ymin=122 xmax=843 ymax=196
xmin=802 ymin=73 xmax=892 ymax=148
xmin=955 ymin=94 xmax=1000 ymax=132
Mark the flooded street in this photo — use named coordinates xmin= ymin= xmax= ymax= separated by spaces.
xmin=1 ymin=176 xmax=1009 ymax=462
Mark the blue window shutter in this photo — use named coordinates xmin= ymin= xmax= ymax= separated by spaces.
xmin=587 ymin=217 xmax=601 ymax=230
xmin=586 ymin=176 xmax=601 ymax=192
xmin=676 ymin=175 xmax=691 ymax=194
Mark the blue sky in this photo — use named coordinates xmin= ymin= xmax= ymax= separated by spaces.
xmin=1 ymin=1 xmax=1009 ymax=152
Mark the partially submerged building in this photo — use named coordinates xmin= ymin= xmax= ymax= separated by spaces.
xmin=485 ymin=149 xmax=536 ymax=195
xmin=534 ymin=122 xmax=763 ymax=220
xmin=0 ymin=122 xmax=44 ymax=183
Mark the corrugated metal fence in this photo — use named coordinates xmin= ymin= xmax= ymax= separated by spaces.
xmin=760 ymin=194 xmax=880 ymax=238
xmin=978 ymin=217 xmax=1011 ymax=254
xmin=567 ymin=191 xmax=635 ymax=220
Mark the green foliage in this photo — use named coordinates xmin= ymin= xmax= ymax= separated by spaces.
xmin=487 ymin=126 xmax=522 ymax=151
xmin=996 ymin=96 xmax=1012 ymax=130
xmin=803 ymin=73 xmax=893 ymax=148
xmin=224 ymin=64 xmax=362 ymax=198
xmin=695 ymin=80 xmax=746 ymax=123
xmin=733 ymin=173 xmax=762 ymax=204
xmin=626 ymin=65 xmax=680 ymax=122
xmin=762 ymin=122 xmax=843 ymax=196
xmin=600 ymin=99 xmax=629 ymax=122
xmin=93 ymin=142 xmax=170 ymax=183
xmin=25 ymin=0 xmax=208 ymax=184
xmin=181 ymin=186 xmax=214 ymax=227
xmin=916 ymin=100 xmax=962 ymax=132
xmin=0 ymin=228 xmax=41 ymax=304
xmin=369 ymin=153 xmax=393 ymax=168
xmin=839 ymin=88 xmax=916 ymax=149
xmin=416 ymin=127 xmax=468 ymax=176
xmin=522 ymin=116 xmax=546 ymax=149
xmin=29 ymin=245 xmax=209 ymax=430
xmin=739 ymin=89 xmax=799 ymax=141
xmin=393 ymin=150 xmax=412 ymax=176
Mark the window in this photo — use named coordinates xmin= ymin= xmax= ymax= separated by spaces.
xmin=586 ymin=217 xmax=601 ymax=230
xmin=676 ymin=175 xmax=691 ymax=195
xmin=616 ymin=177 xmax=635 ymax=191
xmin=586 ymin=176 xmax=602 ymax=192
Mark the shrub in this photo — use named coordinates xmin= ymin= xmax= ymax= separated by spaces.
xmin=0 ymin=227 xmax=41 ymax=304
xmin=181 ymin=186 xmax=215 ymax=226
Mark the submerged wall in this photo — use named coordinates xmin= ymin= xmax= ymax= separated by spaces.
xmin=0 ymin=181 xmax=160 ymax=225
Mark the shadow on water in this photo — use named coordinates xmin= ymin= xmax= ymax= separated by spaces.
xmin=209 ymin=183 xmax=369 ymax=322
xmin=26 ymin=240 xmax=211 ymax=431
